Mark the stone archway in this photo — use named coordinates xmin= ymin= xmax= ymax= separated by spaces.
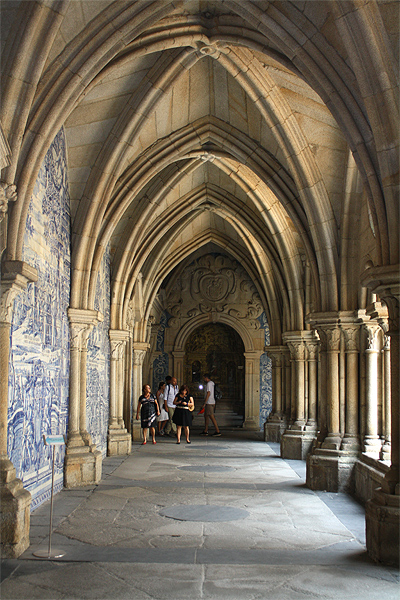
xmin=170 ymin=311 xmax=263 ymax=430
xmin=184 ymin=322 xmax=245 ymax=428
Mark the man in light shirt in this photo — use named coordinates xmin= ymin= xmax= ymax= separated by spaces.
xmin=164 ymin=376 xmax=179 ymax=436
xmin=200 ymin=373 xmax=221 ymax=436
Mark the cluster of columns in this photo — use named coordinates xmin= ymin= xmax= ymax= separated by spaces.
xmin=266 ymin=331 xmax=319 ymax=458
xmin=265 ymin=266 xmax=399 ymax=565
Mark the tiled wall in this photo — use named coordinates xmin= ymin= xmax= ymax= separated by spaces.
xmin=8 ymin=129 xmax=70 ymax=509
xmin=258 ymin=312 xmax=272 ymax=428
xmin=86 ymin=247 xmax=110 ymax=456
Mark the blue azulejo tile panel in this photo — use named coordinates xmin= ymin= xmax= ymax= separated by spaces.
xmin=260 ymin=352 xmax=272 ymax=428
xmin=8 ymin=128 xmax=70 ymax=510
xmin=86 ymin=246 xmax=110 ymax=457
xmin=152 ymin=352 xmax=169 ymax=392
xmin=259 ymin=312 xmax=272 ymax=429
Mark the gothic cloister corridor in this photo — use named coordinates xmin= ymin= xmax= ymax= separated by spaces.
xmin=1 ymin=431 xmax=398 ymax=599
xmin=1 ymin=0 xmax=399 ymax=581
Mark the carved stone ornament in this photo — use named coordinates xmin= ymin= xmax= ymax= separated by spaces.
xmin=133 ymin=349 xmax=146 ymax=366
xmin=364 ymin=322 xmax=381 ymax=351
xmin=341 ymin=325 xmax=359 ymax=352
xmin=287 ymin=340 xmax=305 ymax=361
xmin=0 ymin=182 xmax=17 ymax=223
xmin=110 ymin=339 xmax=125 ymax=360
xmin=69 ymin=322 xmax=90 ymax=350
xmin=167 ymin=254 xmax=263 ymax=329
xmin=125 ymin=301 xmax=135 ymax=329
xmin=305 ymin=341 xmax=319 ymax=361
xmin=321 ymin=327 xmax=341 ymax=351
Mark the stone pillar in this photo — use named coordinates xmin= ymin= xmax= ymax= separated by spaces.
xmin=281 ymin=332 xmax=316 ymax=459
xmin=108 ymin=330 xmax=131 ymax=455
xmin=0 ymin=260 xmax=37 ymax=558
xmin=340 ymin=323 xmax=361 ymax=452
xmin=380 ymin=332 xmax=391 ymax=461
xmin=64 ymin=309 xmax=103 ymax=488
xmin=319 ymin=324 xmax=342 ymax=449
xmin=172 ymin=350 xmax=185 ymax=385
xmin=363 ymin=322 xmax=382 ymax=455
xmin=131 ymin=343 xmax=148 ymax=441
xmin=243 ymin=351 xmax=262 ymax=430
xmin=265 ymin=346 xmax=287 ymax=442
xmin=305 ymin=338 xmax=319 ymax=430
xmin=361 ymin=266 xmax=399 ymax=566
xmin=306 ymin=314 xmax=354 ymax=492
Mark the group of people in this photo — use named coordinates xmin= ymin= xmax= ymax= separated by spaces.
xmin=136 ymin=374 xmax=221 ymax=444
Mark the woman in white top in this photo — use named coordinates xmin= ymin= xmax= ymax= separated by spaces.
xmin=156 ymin=381 xmax=169 ymax=436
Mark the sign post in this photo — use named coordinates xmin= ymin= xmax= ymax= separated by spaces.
xmin=33 ymin=434 xmax=66 ymax=559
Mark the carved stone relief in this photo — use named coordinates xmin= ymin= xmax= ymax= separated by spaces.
xmin=167 ymin=254 xmax=264 ymax=330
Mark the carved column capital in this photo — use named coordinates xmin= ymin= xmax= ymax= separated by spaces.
xmin=363 ymin=322 xmax=381 ymax=351
xmin=287 ymin=340 xmax=305 ymax=361
xmin=68 ymin=308 xmax=103 ymax=349
xmin=266 ymin=346 xmax=286 ymax=367
xmin=0 ymin=261 xmax=38 ymax=323
xmin=341 ymin=324 xmax=360 ymax=352
xmin=305 ymin=340 xmax=319 ymax=360
xmin=133 ymin=349 xmax=146 ymax=366
xmin=0 ymin=182 xmax=16 ymax=223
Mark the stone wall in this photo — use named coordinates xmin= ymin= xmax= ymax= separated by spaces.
xmin=7 ymin=129 xmax=70 ymax=509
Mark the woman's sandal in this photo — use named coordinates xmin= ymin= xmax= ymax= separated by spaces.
xmin=176 ymin=441 xmax=180 ymax=444
xmin=152 ymin=440 xmax=156 ymax=444
xmin=186 ymin=440 xmax=191 ymax=444
xmin=141 ymin=440 xmax=147 ymax=445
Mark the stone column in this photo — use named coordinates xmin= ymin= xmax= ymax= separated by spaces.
xmin=108 ymin=330 xmax=131 ymax=455
xmin=361 ymin=265 xmax=399 ymax=566
xmin=64 ymin=308 xmax=103 ymax=488
xmin=287 ymin=338 xmax=306 ymax=429
xmin=131 ymin=343 xmax=148 ymax=441
xmin=319 ymin=325 xmax=342 ymax=450
xmin=281 ymin=332 xmax=316 ymax=459
xmin=380 ymin=332 xmax=391 ymax=461
xmin=306 ymin=314 xmax=351 ymax=493
xmin=172 ymin=350 xmax=185 ymax=385
xmin=305 ymin=339 xmax=319 ymax=430
xmin=341 ymin=323 xmax=361 ymax=452
xmin=243 ymin=350 xmax=262 ymax=430
xmin=0 ymin=260 xmax=37 ymax=558
xmin=363 ymin=322 xmax=382 ymax=455
xmin=265 ymin=346 xmax=287 ymax=442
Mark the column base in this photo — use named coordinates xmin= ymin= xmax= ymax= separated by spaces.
xmin=321 ymin=433 xmax=342 ymax=450
xmin=306 ymin=448 xmax=358 ymax=492
xmin=107 ymin=428 xmax=132 ymax=456
xmin=0 ymin=458 xmax=31 ymax=558
xmin=341 ymin=434 xmax=361 ymax=452
xmin=380 ymin=442 xmax=391 ymax=461
xmin=281 ymin=429 xmax=316 ymax=460
xmin=363 ymin=436 xmax=382 ymax=456
xmin=243 ymin=417 xmax=260 ymax=430
xmin=64 ymin=443 xmax=102 ymax=488
xmin=366 ymin=487 xmax=400 ymax=566
xmin=131 ymin=421 xmax=143 ymax=442
xmin=264 ymin=415 xmax=287 ymax=443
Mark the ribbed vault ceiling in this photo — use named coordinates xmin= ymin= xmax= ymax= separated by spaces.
xmin=2 ymin=0 xmax=398 ymax=343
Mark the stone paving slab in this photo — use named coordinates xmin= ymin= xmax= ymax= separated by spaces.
xmin=1 ymin=433 xmax=399 ymax=599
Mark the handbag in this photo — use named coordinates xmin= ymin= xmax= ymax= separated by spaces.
xmin=188 ymin=397 xmax=195 ymax=412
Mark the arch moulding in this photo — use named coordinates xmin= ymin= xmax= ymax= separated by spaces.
xmin=170 ymin=313 xmax=264 ymax=431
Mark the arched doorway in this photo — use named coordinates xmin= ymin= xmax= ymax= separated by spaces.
xmin=184 ymin=323 xmax=245 ymax=427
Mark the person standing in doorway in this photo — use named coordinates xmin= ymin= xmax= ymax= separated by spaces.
xmin=200 ymin=373 xmax=221 ymax=436
xmin=164 ymin=375 xmax=179 ymax=436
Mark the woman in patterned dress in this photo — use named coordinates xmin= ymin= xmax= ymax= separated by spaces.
xmin=136 ymin=384 xmax=160 ymax=445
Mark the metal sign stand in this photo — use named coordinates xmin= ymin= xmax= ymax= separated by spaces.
xmin=33 ymin=434 xmax=66 ymax=559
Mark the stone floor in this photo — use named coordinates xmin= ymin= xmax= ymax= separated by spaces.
xmin=1 ymin=430 xmax=399 ymax=599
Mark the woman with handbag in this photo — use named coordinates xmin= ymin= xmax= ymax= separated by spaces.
xmin=172 ymin=384 xmax=194 ymax=444
xmin=136 ymin=384 xmax=160 ymax=445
